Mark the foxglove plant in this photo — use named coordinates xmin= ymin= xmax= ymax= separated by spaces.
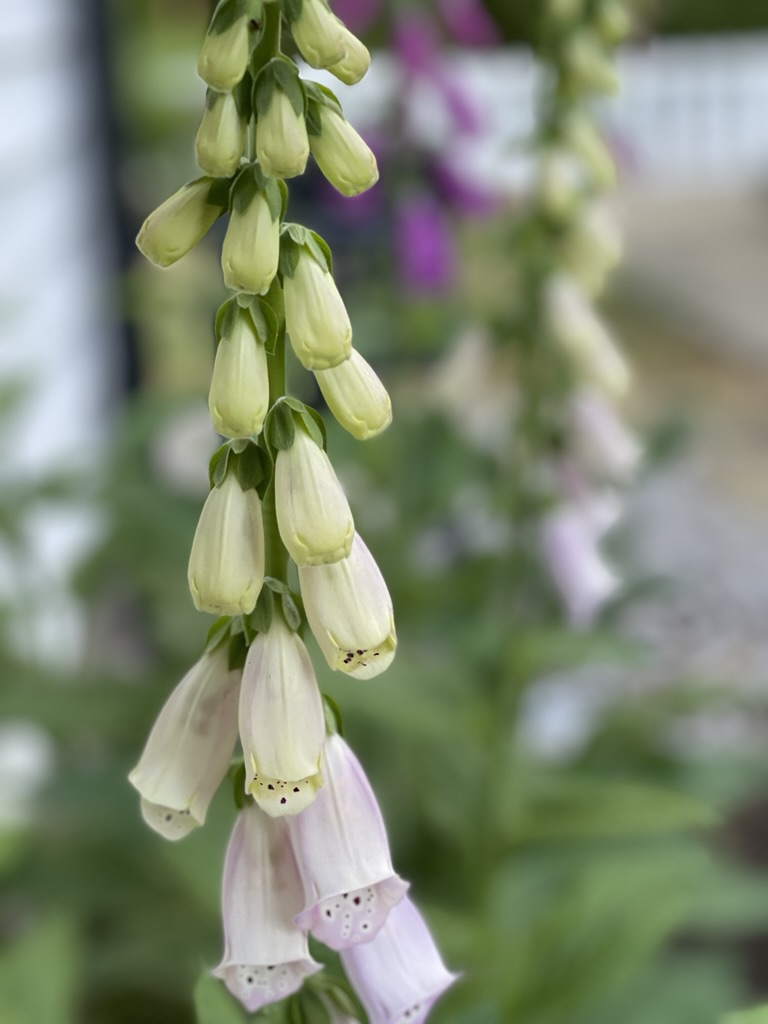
xmin=131 ymin=0 xmax=453 ymax=1018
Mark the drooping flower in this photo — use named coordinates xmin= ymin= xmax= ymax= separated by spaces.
xmin=213 ymin=804 xmax=322 ymax=1011
xmin=187 ymin=471 xmax=265 ymax=616
xmin=195 ymin=89 xmax=245 ymax=179
xmin=128 ymin=645 xmax=240 ymax=840
xmin=568 ymin=389 xmax=641 ymax=481
xmin=328 ymin=20 xmax=371 ymax=85
xmin=288 ymin=732 xmax=408 ymax=950
xmin=135 ymin=177 xmax=227 ymax=268
xmin=314 ymin=349 xmax=392 ymax=441
xmin=221 ymin=181 xmax=281 ymax=295
xmin=288 ymin=0 xmax=347 ymax=69
xmin=309 ymin=107 xmax=379 ymax=198
xmin=341 ymin=896 xmax=457 ymax=1024
xmin=283 ymin=245 xmax=352 ymax=370
xmin=208 ymin=306 xmax=270 ymax=438
xmin=256 ymin=85 xmax=310 ymax=180
xmin=239 ymin=616 xmax=325 ymax=817
xmin=275 ymin=425 xmax=355 ymax=565
xmin=197 ymin=8 xmax=250 ymax=91
xmin=299 ymin=532 xmax=396 ymax=679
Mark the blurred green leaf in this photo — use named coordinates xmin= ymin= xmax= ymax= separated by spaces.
xmin=723 ymin=1008 xmax=768 ymax=1024
xmin=0 ymin=915 xmax=81 ymax=1024
xmin=194 ymin=974 xmax=249 ymax=1024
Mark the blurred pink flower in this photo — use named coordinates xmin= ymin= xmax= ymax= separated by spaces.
xmin=395 ymin=194 xmax=457 ymax=295
xmin=437 ymin=0 xmax=500 ymax=46
xmin=432 ymin=155 xmax=499 ymax=217
xmin=331 ymin=0 xmax=383 ymax=36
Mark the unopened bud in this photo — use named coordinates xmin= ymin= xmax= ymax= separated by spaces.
xmin=256 ymin=87 xmax=309 ymax=179
xmin=222 ymin=180 xmax=280 ymax=295
xmin=136 ymin=178 xmax=226 ymax=268
xmin=283 ymin=245 xmax=352 ymax=370
xmin=209 ymin=307 xmax=269 ymax=438
xmin=195 ymin=89 xmax=246 ymax=179
xmin=197 ymin=7 xmax=250 ymax=91
xmin=314 ymin=349 xmax=392 ymax=441
xmin=328 ymin=20 xmax=371 ymax=85
xmin=309 ymin=107 xmax=378 ymax=197
xmin=289 ymin=0 xmax=346 ymax=69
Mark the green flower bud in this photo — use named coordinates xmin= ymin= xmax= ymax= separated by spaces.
xmin=563 ymin=112 xmax=616 ymax=190
xmin=275 ymin=425 xmax=354 ymax=566
xmin=537 ymin=149 xmax=584 ymax=220
xmin=209 ymin=309 xmax=269 ymax=438
xmin=328 ymin=20 xmax=371 ymax=86
xmin=136 ymin=178 xmax=226 ymax=268
xmin=289 ymin=0 xmax=346 ymax=69
xmin=314 ymin=350 xmax=391 ymax=441
xmin=187 ymin=472 xmax=265 ymax=616
xmin=222 ymin=188 xmax=280 ymax=295
xmin=596 ymin=0 xmax=632 ymax=45
xmin=256 ymin=88 xmax=309 ymax=179
xmin=195 ymin=90 xmax=246 ymax=179
xmin=283 ymin=248 xmax=352 ymax=370
xmin=197 ymin=11 xmax=250 ymax=91
xmin=309 ymin=107 xmax=378 ymax=197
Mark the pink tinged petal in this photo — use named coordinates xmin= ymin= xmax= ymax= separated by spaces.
xmin=213 ymin=805 xmax=322 ymax=1011
xmin=239 ymin=617 xmax=325 ymax=817
xmin=288 ymin=733 xmax=408 ymax=950
xmin=569 ymin=390 xmax=641 ymax=482
xmin=540 ymin=505 xmax=620 ymax=627
xmin=128 ymin=646 xmax=240 ymax=840
xmin=341 ymin=896 xmax=458 ymax=1024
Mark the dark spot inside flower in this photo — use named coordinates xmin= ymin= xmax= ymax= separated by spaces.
xmin=326 ymin=909 xmax=332 ymax=917
xmin=353 ymin=896 xmax=361 ymax=905
xmin=293 ymin=787 xmax=300 ymax=792
xmin=268 ymin=784 xmax=274 ymax=790
xmin=357 ymin=650 xmax=364 ymax=656
xmin=249 ymin=19 xmax=260 ymax=30
xmin=267 ymin=965 xmax=274 ymax=971
xmin=374 ymin=652 xmax=380 ymax=656
xmin=280 ymin=797 xmax=286 ymax=804
xmin=246 ymin=976 xmax=253 ymax=984
xmin=342 ymin=893 xmax=348 ymax=898
xmin=165 ymin=814 xmax=172 ymax=822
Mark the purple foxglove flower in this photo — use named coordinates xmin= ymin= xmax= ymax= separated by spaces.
xmin=393 ymin=13 xmax=440 ymax=76
xmin=541 ymin=502 xmax=619 ymax=626
xmin=395 ymin=195 xmax=457 ymax=296
xmin=239 ymin=616 xmax=326 ymax=817
xmin=213 ymin=804 xmax=322 ymax=1011
xmin=288 ymin=732 xmax=408 ymax=950
xmin=437 ymin=0 xmax=500 ymax=46
xmin=341 ymin=896 xmax=457 ymax=1024
xmin=128 ymin=645 xmax=240 ymax=840
xmin=432 ymin=156 xmax=499 ymax=218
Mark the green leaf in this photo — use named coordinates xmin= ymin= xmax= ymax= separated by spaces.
xmin=265 ymin=401 xmax=296 ymax=451
xmin=214 ymin=296 xmax=241 ymax=342
xmin=281 ymin=592 xmax=302 ymax=631
xmin=209 ymin=444 xmax=232 ymax=487
xmin=283 ymin=0 xmax=303 ymax=23
xmin=278 ymin=232 xmax=302 ymax=279
xmin=230 ymin=163 xmax=266 ymax=214
xmin=205 ymin=616 xmax=232 ymax=652
xmin=194 ymin=973 xmax=251 ymax=1024
xmin=323 ymin=694 xmax=344 ymax=736
xmin=228 ymin=761 xmax=247 ymax=810
xmin=306 ymin=230 xmax=333 ymax=273
xmin=228 ymin=629 xmax=248 ymax=671
xmin=233 ymin=442 xmax=267 ymax=491
xmin=249 ymin=586 xmax=275 ymax=635
xmin=263 ymin=178 xmax=284 ymax=222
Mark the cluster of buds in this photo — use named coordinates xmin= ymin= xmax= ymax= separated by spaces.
xmin=533 ymin=0 xmax=639 ymax=626
xmin=130 ymin=0 xmax=454 ymax=1018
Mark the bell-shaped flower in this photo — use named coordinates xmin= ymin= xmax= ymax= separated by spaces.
xmin=328 ymin=20 xmax=371 ymax=85
xmin=283 ymin=247 xmax=352 ymax=370
xmin=195 ymin=89 xmax=245 ymax=179
xmin=213 ymin=805 xmax=322 ymax=1011
xmin=564 ymin=30 xmax=620 ymax=95
xmin=314 ymin=349 xmax=392 ymax=441
xmin=136 ymin=177 xmax=226 ymax=268
xmin=239 ymin=616 xmax=325 ymax=817
xmin=569 ymin=390 xmax=641 ymax=482
xmin=222 ymin=186 xmax=280 ymax=295
xmin=208 ymin=308 xmax=269 ymax=438
xmin=289 ymin=0 xmax=346 ymax=69
xmin=288 ymin=732 xmax=408 ymax=950
xmin=546 ymin=276 xmax=630 ymax=398
xmin=256 ymin=87 xmax=309 ymax=179
xmin=197 ymin=12 xmax=250 ymax=91
xmin=299 ymin=532 xmax=396 ymax=679
xmin=562 ymin=201 xmax=623 ymax=297
xmin=537 ymin=149 xmax=585 ymax=221
xmin=128 ymin=645 xmax=240 ymax=840
xmin=188 ymin=471 xmax=265 ymax=616
xmin=563 ymin=111 xmax=616 ymax=190
xmin=309 ymin=107 xmax=379 ymax=197
xmin=275 ymin=425 xmax=354 ymax=566
xmin=541 ymin=501 xmax=620 ymax=627
xmin=341 ymin=896 xmax=457 ymax=1024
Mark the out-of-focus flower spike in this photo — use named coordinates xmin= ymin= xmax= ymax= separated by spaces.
xmin=213 ymin=804 xmax=322 ymax=1011
xmin=563 ymin=111 xmax=617 ymax=190
xmin=564 ymin=29 xmax=621 ymax=95
xmin=545 ymin=276 xmax=630 ymax=398
xmin=275 ymin=424 xmax=355 ymax=566
xmin=128 ymin=645 xmax=240 ymax=840
xmin=287 ymin=0 xmax=347 ymax=69
xmin=197 ymin=1 xmax=250 ymax=91
xmin=309 ymin=107 xmax=379 ymax=198
xmin=239 ymin=616 xmax=325 ymax=817
xmin=288 ymin=732 xmax=408 ymax=950
xmin=187 ymin=470 xmax=265 ymax=616
xmin=136 ymin=177 xmax=228 ymax=268
xmin=314 ymin=349 xmax=392 ymax=441
xmin=569 ymin=389 xmax=641 ymax=482
xmin=299 ymin=532 xmax=396 ymax=679
xmin=341 ymin=896 xmax=458 ymax=1024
